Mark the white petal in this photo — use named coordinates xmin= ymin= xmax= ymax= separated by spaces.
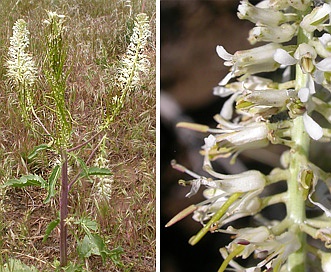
xmin=218 ymin=71 xmax=233 ymax=86
xmin=219 ymin=171 xmax=265 ymax=193
xmin=298 ymin=88 xmax=309 ymax=102
xmin=315 ymin=57 xmax=331 ymax=71
xmin=314 ymin=70 xmax=324 ymax=84
xmin=213 ymin=86 xmax=233 ymax=97
xmin=216 ymin=45 xmax=233 ymax=61
xmin=319 ymin=33 xmax=331 ymax=47
xmin=220 ymin=93 xmax=238 ymax=120
xmin=308 ymin=74 xmax=315 ymax=95
xmin=274 ymin=48 xmax=297 ymax=65
xmin=303 ymin=112 xmax=323 ymax=140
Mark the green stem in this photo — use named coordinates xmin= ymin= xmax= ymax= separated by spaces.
xmin=189 ymin=192 xmax=242 ymax=246
xmin=286 ymin=25 xmax=311 ymax=272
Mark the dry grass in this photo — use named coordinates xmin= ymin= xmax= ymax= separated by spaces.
xmin=0 ymin=0 xmax=155 ymax=271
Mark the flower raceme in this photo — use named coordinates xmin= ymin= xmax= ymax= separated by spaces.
xmin=168 ymin=1 xmax=331 ymax=271
xmin=6 ymin=19 xmax=37 ymax=120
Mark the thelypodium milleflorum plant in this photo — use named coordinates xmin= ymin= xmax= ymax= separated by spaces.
xmin=167 ymin=1 xmax=331 ymax=271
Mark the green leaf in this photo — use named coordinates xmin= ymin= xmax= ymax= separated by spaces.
xmin=108 ymin=246 xmax=124 ymax=267
xmin=80 ymin=167 xmax=112 ymax=177
xmin=44 ymin=164 xmax=61 ymax=203
xmin=1 ymin=258 xmax=38 ymax=272
xmin=62 ymin=262 xmax=86 ymax=272
xmin=43 ymin=218 xmax=60 ymax=242
xmin=4 ymin=174 xmax=46 ymax=188
xmin=27 ymin=143 xmax=52 ymax=161
xmin=80 ymin=217 xmax=98 ymax=233
xmin=74 ymin=217 xmax=98 ymax=238
xmin=77 ymin=234 xmax=98 ymax=259
xmin=76 ymin=157 xmax=91 ymax=181
xmin=77 ymin=234 xmax=123 ymax=265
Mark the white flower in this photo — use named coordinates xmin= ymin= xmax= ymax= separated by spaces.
xmin=236 ymin=88 xmax=294 ymax=119
xmin=217 ymin=43 xmax=281 ymax=84
xmin=309 ymin=35 xmax=331 ymax=59
xmin=172 ymin=159 xmax=266 ymax=198
xmin=191 ymin=173 xmax=264 ymax=226
xmin=248 ymin=23 xmax=297 ymax=45
xmin=213 ymin=76 xmax=280 ymax=120
xmin=225 ymin=226 xmax=271 ymax=258
xmin=207 ymin=116 xmax=269 ymax=161
xmin=237 ymin=0 xmax=286 ymax=26
xmin=220 ymin=228 xmax=301 ymax=271
xmin=177 ymin=116 xmax=270 ymax=162
xmin=274 ymin=43 xmax=317 ymax=73
xmin=300 ymin=3 xmax=331 ymax=33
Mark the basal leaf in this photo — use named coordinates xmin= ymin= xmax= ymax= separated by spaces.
xmin=4 ymin=174 xmax=46 ymax=188
xmin=1 ymin=258 xmax=38 ymax=272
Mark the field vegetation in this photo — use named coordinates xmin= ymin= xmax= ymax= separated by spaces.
xmin=0 ymin=0 xmax=155 ymax=271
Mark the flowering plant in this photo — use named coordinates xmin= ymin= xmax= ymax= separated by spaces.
xmin=167 ymin=1 xmax=331 ymax=271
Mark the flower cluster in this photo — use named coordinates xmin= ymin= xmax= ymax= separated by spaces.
xmin=117 ymin=13 xmax=151 ymax=90
xmin=107 ymin=13 xmax=151 ymax=126
xmin=6 ymin=19 xmax=37 ymax=120
xmin=167 ymin=1 xmax=331 ymax=271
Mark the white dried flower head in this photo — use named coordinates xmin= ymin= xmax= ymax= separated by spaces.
xmin=6 ymin=19 xmax=37 ymax=90
xmin=117 ymin=13 xmax=151 ymax=89
xmin=94 ymin=176 xmax=113 ymax=200
xmin=93 ymin=154 xmax=112 ymax=200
